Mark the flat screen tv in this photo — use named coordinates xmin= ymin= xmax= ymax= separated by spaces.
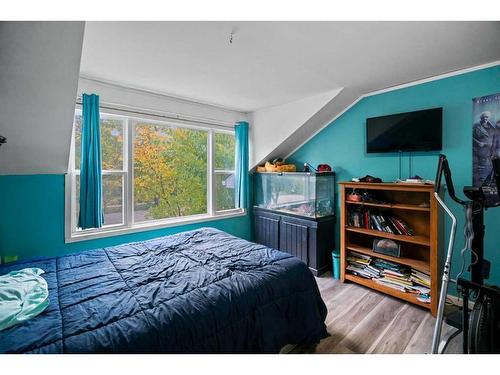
xmin=366 ymin=108 xmax=443 ymax=153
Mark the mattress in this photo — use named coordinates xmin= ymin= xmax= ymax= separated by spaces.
xmin=0 ymin=227 xmax=327 ymax=353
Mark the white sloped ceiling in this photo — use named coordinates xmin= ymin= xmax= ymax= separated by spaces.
xmin=250 ymin=88 xmax=342 ymax=167
xmin=0 ymin=22 xmax=85 ymax=175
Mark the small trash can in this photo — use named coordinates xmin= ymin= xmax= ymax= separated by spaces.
xmin=332 ymin=251 xmax=341 ymax=279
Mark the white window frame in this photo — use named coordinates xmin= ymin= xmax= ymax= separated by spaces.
xmin=65 ymin=107 xmax=244 ymax=243
xmin=213 ymin=132 xmax=237 ymax=214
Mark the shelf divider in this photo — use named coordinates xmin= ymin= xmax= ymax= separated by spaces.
xmin=345 ymin=200 xmax=430 ymax=212
xmin=345 ymin=273 xmax=431 ymax=309
xmin=345 ymin=226 xmax=430 ymax=246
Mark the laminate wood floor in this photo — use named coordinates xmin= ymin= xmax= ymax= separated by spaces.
xmin=286 ymin=273 xmax=462 ymax=354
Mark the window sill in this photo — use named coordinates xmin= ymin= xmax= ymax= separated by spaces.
xmin=65 ymin=209 xmax=246 ymax=243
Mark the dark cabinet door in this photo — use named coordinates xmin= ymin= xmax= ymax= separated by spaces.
xmin=253 ymin=207 xmax=333 ymax=276
xmin=279 ymin=218 xmax=309 ymax=264
xmin=254 ymin=212 xmax=280 ymax=250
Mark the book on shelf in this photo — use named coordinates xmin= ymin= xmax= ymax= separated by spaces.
xmin=370 ymin=214 xmax=383 ymax=232
xmin=380 ymin=275 xmax=413 ymax=288
xmin=410 ymin=285 xmax=430 ymax=294
xmin=349 ymin=251 xmax=371 ymax=260
xmin=383 ymin=269 xmax=408 ymax=278
xmin=374 ymin=278 xmax=407 ymax=292
xmin=346 ymin=265 xmax=375 ymax=279
xmin=346 ymin=253 xmax=370 ymax=266
xmin=347 ymin=207 xmax=414 ymax=236
xmin=377 ymin=215 xmax=395 ymax=234
xmin=412 ymin=269 xmax=431 ymax=280
xmin=411 ymin=276 xmax=430 ymax=288
xmin=366 ymin=265 xmax=382 ymax=277
xmin=371 ymin=258 xmax=407 ymax=273
xmin=417 ymin=295 xmax=431 ymax=304
xmin=388 ymin=218 xmax=404 ymax=235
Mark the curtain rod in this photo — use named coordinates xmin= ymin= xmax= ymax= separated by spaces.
xmin=75 ymin=98 xmax=236 ymax=130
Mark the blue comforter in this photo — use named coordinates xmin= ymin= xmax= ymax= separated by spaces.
xmin=0 ymin=228 xmax=327 ymax=353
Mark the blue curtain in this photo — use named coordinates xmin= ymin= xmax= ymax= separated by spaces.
xmin=78 ymin=93 xmax=104 ymax=229
xmin=235 ymin=121 xmax=249 ymax=209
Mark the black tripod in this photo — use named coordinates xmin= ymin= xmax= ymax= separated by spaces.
xmin=431 ymin=154 xmax=500 ymax=354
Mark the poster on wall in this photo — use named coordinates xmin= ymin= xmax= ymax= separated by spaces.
xmin=472 ymin=92 xmax=500 ymax=203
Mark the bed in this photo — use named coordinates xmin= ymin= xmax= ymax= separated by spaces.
xmin=0 ymin=228 xmax=327 ymax=353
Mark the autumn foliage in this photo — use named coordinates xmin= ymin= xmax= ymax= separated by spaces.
xmin=74 ymin=113 xmax=235 ymax=224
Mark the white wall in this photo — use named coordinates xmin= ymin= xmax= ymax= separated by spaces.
xmin=78 ymin=77 xmax=248 ymax=127
xmin=0 ymin=22 xmax=85 ymax=175
xmin=250 ymin=88 xmax=342 ymax=167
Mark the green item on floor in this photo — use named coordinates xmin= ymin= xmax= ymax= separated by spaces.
xmin=0 ymin=268 xmax=49 ymax=331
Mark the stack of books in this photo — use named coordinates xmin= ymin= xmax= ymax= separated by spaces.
xmin=345 ymin=252 xmax=431 ymax=303
xmin=411 ymin=269 xmax=431 ymax=288
xmin=347 ymin=208 xmax=414 ymax=236
xmin=410 ymin=270 xmax=431 ymax=303
xmin=371 ymin=259 xmax=411 ymax=292
xmin=346 ymin=252 xmax=381 ymax=279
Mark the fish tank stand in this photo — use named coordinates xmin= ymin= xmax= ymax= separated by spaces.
xmin=253 ymin=172 xmax=336 ymax=276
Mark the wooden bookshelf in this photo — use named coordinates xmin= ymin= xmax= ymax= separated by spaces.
xmin=339 ymin=182 xmax=442 ymax=316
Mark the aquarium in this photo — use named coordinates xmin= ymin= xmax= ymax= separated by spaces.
xmin=253 ymin=172 xmax=335 ymax=218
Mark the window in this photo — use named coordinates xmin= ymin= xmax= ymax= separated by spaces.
xmin=133 ymin=121 xmax=208 ymax=222
xmin=72 ymin=111 xmax=126 ymax=228
xmin=67 ymin=108 xmax=242 ymax=241
xmin=214 ymin=132 xmax=236 ymax=211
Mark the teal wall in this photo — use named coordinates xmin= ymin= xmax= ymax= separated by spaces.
xmin=0 ymin=174 xmax=251 ymax=260
xmin=289 ymin=65 xmax=500 ymax=287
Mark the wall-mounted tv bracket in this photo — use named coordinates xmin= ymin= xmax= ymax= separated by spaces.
xmin=397 ymin=151 xmax=414 ymax=180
